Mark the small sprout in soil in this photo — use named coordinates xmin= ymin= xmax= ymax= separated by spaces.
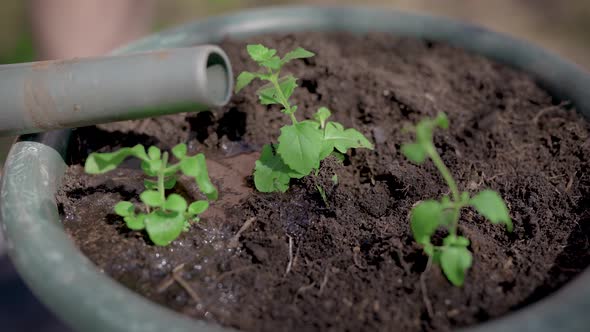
xmin=402 ymin=112 xmax=512 ymax=286
xmin=316 ymin=172 xmax=340 ymax=207
xmin=85 ymin=143 xmax=217 ymax=246
xmin=316 ymin=184 xmax=329 ymax=207
xmin=235 ymin=44 xmax=373 ymax=192
xmin=331 ymin=174 xmax=339 ymax=186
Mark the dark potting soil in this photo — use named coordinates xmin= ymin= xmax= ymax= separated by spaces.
xmin=57 ymin=33 xmax=590 ymax=332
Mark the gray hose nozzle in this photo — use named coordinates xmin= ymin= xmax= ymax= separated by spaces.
xmin=0 ymin=45 xmax=233 ymax=136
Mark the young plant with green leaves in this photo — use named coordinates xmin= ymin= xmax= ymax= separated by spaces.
xmin=235 ymin=44 xmax=373 ymax=192
xmin=401 ymin=112 xmax=512 ymax=286
xmin=85 ymin=143 xmax=217 ymax=246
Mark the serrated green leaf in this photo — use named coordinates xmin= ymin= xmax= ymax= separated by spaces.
xmin=85 ymin=144 xmax=147 ymax=174
xmin=124 ymin=214 xmax=146 ymax=230
xmin=247 ymin=44 xmax=277 ymax=63
xmin=180 ymin=154 xmax=218 ymax=200
xmin=470 ymin=190 xmax=513 ymax=232
xmin=114 ymin=201 xmax=134 ymax=217
xmin=148 ymin=146 xmax=161 ymax=160
xmin=324 ymin=122 xmax=373 ymax=154
xmin=281 ymin=47 xmax=315 ymax=64
xmin=188 ymin=200 xmax=209 ymax=215
xmin=401 ymin=143 xmax=427 ymax=164
xmin=164 ymin=194 xmax=187 ymax=213
xmin=411 ymin=200 xmax=443 ymax=246
xmin=171 ymin=144 xmax=187 ymax=159
xmin=440 ymin=246 xmax=473 ymax=286
xmin=144 ymin=211 xmax=185 ymax=246
xmin=258 ymin=89 xmax=279 ymax=105
xmin=256 ymin=76 xmax=297 ymax=105
xmin=254 ymin=144 xmax=293 ymax=192
xmin=260 ymin=56 xmax=281 ymax=70
xmin=140 ymin=190 xmax=163 ymax=207
xmin=235 ymin=71 xmax=256 ymax=93
xmin=277 ymin=122 xmax=323 ymax=175
xmin=314 ymin=107 xmax=331 ymax=128
xmin=279 ymin=76 xmax=297 ymax=99
xmin=319 ymin=141 xmax=334 ymax=160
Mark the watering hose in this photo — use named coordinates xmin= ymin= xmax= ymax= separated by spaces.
xmin=0 ymin=45 xmax=233 ymax=136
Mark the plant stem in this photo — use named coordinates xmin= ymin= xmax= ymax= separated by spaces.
xmin=164 ymin=163 xmax=180 ymax=174
xmin=426 ymin=146 xmax=459 ymax=201
xmin=270 ymin=75 xmax=297 ymax=124
xmin=158 ymin=152 xmax=168 ymax=205
xmin=426 ymin=145 xmax=461 ymax=235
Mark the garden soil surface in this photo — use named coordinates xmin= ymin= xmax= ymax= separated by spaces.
xmin=57 ymin=33 xmax=590 ymax=332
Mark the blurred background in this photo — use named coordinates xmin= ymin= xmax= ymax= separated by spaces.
xmin=1 ymin=0 xmax=590 ymax=68
xmin=0 ymin=0 xmax=589 ymax=331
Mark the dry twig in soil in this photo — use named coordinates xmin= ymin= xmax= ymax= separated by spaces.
xmin=227 ymin=217 xmax=257 ymax=249
xmin=420 ymin=258 xmax=435 ymax=319
xmin=285 ymin=235 xmax=294 ymax=276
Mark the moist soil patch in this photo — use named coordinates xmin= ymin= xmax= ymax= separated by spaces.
xmin=57 ymin=32 xmax=590 ymax=332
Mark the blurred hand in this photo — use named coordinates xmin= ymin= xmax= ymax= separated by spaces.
xmin=30 ymin=0 xmax=154 ymax=59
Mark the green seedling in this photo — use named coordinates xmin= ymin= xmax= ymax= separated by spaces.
xmin=85 ymin=143 xmax=217 ymax=246
xmin=316 ymin=185 xmax=329 ymax=207
xmin=402 ymin=112 xmax=512 ymax=286
xmin=235 ymin=44 xmax=373 ymax=193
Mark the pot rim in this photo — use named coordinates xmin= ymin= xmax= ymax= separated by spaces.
xmin=1 ymin=5 xmax=589 ymax=332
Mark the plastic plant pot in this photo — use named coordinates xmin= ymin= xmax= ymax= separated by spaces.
xmin=1 ymin=6 xmax=590 ymax=332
